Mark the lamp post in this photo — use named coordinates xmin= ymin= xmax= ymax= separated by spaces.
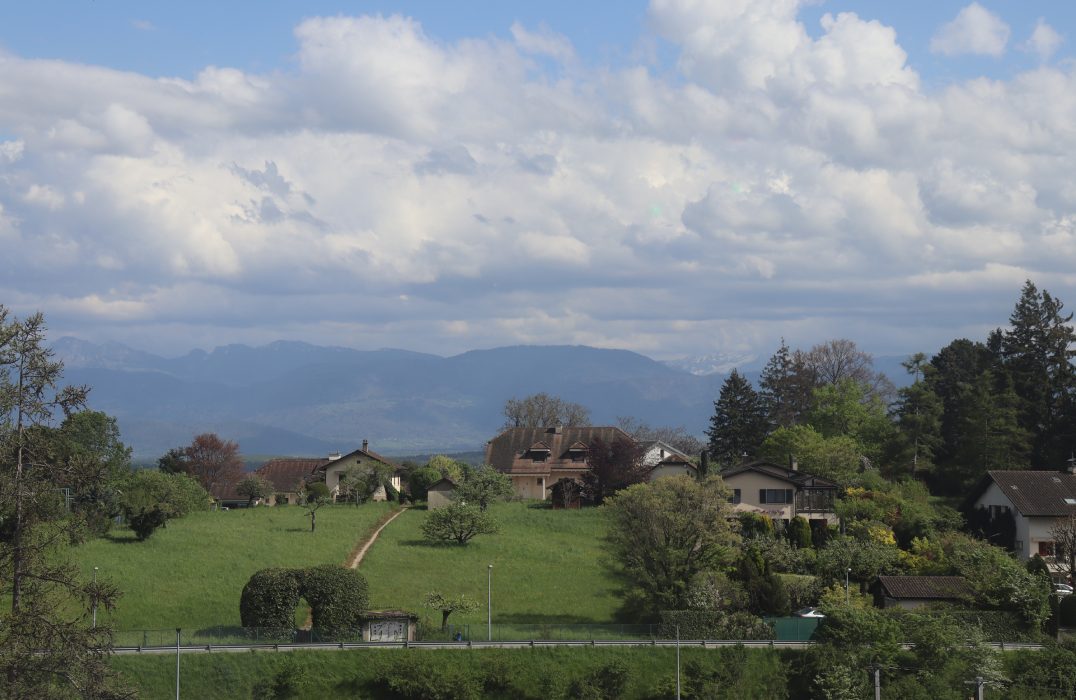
xmin=92 ymin=567 xmax=99 ymax=629
xmin=487 ymin=564 xmax=493 ymax=641
xmin=175 ymin=628 xmax=181 ymax=700
xmin=845 ymin=567 xmax=851 ymax=605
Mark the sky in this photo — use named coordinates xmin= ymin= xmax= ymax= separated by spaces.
xmin=2 ymin=1 xmax=1075 ymax=363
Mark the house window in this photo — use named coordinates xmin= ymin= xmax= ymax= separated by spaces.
xmin=571 ymin=453 xmax=585 ymax=462
xmin=729 ymin=489 xmax=741 ymax=505
xmin=1039 ymin=541 xmax=1056 ymax=557
xmin=533 ymin=453 xmax=547 ymax=462
xmin=759 ymin=489 xmax=794 ymax=504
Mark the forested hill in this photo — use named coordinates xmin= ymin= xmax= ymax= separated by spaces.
xmin=52 ymin=341 xmax=710 ymax=458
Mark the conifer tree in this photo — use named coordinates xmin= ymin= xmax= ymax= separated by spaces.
xmin=707 ymin=369 xmax=768 ymax=467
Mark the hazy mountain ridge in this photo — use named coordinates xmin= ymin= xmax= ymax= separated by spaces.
xmin=54 ymin=338 xmax=912 ymax=459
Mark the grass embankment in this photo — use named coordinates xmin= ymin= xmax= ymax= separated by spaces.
xmin=359 ymin=502 xmax=620 ymax=631
xmin=112 ymin=646 xmax=786 ymax=699
xmin=72 ymin=503 xmax=393 ymax=634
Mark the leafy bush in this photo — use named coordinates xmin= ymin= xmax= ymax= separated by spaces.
xmin=1060 ymin=596 xmax=1076 ymax=627
xmin=251 ymin=654 xmax=308 ymax=699
xmin=421 ymin=502 xmax=498 ymax=545
xmin=780 ymin=574 xmax=823 ymax=611
xmin=371 ymin=653 xmax=483 ymax=699
xmin=738 ymin=512 xmax=775 ymax=538
xmin=127 ymin=505 xmax=169 ymax=540
xmin=408 ymin=467 xmax=444 ymax=501
xmin=298 ymin=565 xmax=369 ymax=638
xmin=239 ymin=568 xmax=301 ymax=636
xmin=566 ymin=660 xmax=631 ymax=700
xmin=788 ymin=516 xmax=813 ymax=549
xmin=658 ymin=610 xmax=774 ymax=640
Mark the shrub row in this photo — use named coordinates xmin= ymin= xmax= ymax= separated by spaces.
xmin=239 ymin=566 xmax=368 ymax=641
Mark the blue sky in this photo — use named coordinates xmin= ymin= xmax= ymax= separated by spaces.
xmin=1 ymin=1 xmax=1075 ymax=363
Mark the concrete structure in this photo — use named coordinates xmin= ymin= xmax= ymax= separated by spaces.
xmin=427 ymin=478 xmax=456 ymax=510
xmin=718 ymin=460 xmax=839 ymax=527
xmin=967 ymin=468 xmax=1076 ymax=564
xmin=360 ymin=611 xmax=418 ymax=642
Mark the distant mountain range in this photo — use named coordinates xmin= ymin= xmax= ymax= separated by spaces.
xmin=52 ymin=338 xmax=914 ymax=460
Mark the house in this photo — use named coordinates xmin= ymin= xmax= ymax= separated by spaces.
xmin=639 ymin=441 xmax=698 ymax=481
xmin=427 ymin=478 xmax=456 ymax=510
xmin=966 ymin=467 xmax=1076 ymax=564
xmin=320 ymin=440 xmax=402 ymax=503
xmin=209 ymin=478 xmax=248 ymax=509
xmin=870 ymin=576 xmax=972 ymax=610
xmin=256 ymin=457 xmax=328 ymax=505
xmin=485 ymin=426 xmax=634 ymax=500
xmin=718 ymin=460 xmax=839 ymax=527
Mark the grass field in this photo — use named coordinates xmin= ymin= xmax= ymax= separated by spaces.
xmin=359 ymin=502 xmax=621 ymax=630
xmin=71 ymin=503 xmax=393 ymax=633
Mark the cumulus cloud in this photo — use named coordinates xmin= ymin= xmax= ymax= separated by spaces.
xmin=0 ymin=4 xmax=1074 ymax=361
xmin=930 ymin=3 xmax=1010 ymax=57
xmin=1021 ymin=18 xmax=1063 ymax=62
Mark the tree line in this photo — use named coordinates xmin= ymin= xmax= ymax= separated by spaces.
xmin=708 ymin=280 xmax=1076 ymax=494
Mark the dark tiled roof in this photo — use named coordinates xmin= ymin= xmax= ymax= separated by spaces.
xmin=257 ymin=458 xmax=326 ymax=493
xmin=875 ymin=576 xmax=972 ymax=600
xmin=718 ymin=461 xmax=839 ymax=489
xmin=485 ymin=426 xmax=633 ymax=475
xmin=209 ymin=477 xmax=244 ymax=501
xmin=979 ymin=470 xmax=1076 ymax=517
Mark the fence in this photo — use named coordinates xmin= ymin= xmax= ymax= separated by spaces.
xmin=116 ymin=617 xmax=823 ymax=648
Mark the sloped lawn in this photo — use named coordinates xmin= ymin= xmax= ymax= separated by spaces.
xmin=359 ymin=502 xmax=620 ymax=631
xmin=72 ymin=503 xmax=393 ymax=634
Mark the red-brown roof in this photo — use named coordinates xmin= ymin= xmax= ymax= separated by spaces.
xmin=257 ymin=458 xmax=327 ymax=493
xmin=485 ymin=426 xmax=633 ymax=476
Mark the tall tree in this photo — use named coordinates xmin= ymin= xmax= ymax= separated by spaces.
xmin=182 ymin=433 xmax=244 ymax=491
xmin=803 ymin=339 xmax=895 ymax=402
xmin=502 ymin=393 xmax=590 ymax=428
xmin=758 ymin=339 xmax=803 ymax=430
xmin=891 ymin=353 xmax=942 ymax=478
xmin=605 ymin=476 xmax=739 ymax=617
xmin=0 ymin=309 xmax=129 ymax=697
xmin=1001 ymin=281 xmax=1076 ymax=467
xmin=581 ymin=436 xmax=646 ymax=506
xmin=707 ymin=370 xmax=768 ymax=466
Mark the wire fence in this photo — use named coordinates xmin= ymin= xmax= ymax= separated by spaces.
xmin=115 ymin=618 xmax=821 ymax=647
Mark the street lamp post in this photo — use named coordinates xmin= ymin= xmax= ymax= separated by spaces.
xmin=487 ymin=564 xmax=493 ymax=641
xmin=92 ymin=567 xmax=99 ymax=629
xmin=845 ymin=567 xmax=851 ymax=605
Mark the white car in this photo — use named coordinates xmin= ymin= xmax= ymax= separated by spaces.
xmin=795 ymin=607 xmax=826 ymax=618
xmin=1054 ymin=583 xmax=1073 ymax=595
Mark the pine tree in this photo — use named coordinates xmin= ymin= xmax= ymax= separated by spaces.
xmin=759 ymin=339 xmax=801 ymax=429
xmin=707 ymin=369 xmax=768 ymax=467
xmin=892 ymin=353 xmax=943 ymax=478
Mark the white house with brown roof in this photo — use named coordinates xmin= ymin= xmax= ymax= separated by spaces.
xmin=254 ymin=440 xmax=401 ymax=506
xmin=321 ymin=440 xmax=401 ymax=502
xmin=967 ymin=468 xmax=1076 ymax=563
xmin=485 ymin=426 xmax=634 ymax=500
xmin=718 ymin=460 xmax=839 ymax=526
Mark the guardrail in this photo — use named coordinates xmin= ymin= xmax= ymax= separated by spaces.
xmin=112 ymin=639 xmax=1047 ymax=655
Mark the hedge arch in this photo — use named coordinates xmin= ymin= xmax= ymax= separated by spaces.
xmin=239 ymin=565 xmax=369 ymax=640
xmin=239 ymin=568 xmax=301 ymax=634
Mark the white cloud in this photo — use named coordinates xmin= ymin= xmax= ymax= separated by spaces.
xmin=930 ymin=3 xmax=1010 ymax=57
xmin=0 ymin=8 xmax=1075 ymax=361
xmin=1022 ymin=18 xmax=1063 ymax=62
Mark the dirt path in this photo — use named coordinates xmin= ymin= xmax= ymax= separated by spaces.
xmin=301 ymin=505 xmax=410 ymax=630
xmin=346 ymin=505 xmax=409 ymax=568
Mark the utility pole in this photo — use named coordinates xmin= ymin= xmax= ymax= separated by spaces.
xmin=175 ymin=628 xmax=181 ymax=700
xmin=91 ymin=566 xmax=98 ymax=629
xmin=963 ymin=676 xmax=985 ymax=700
xmin=487 ymin=564 xmax=493 ymax=641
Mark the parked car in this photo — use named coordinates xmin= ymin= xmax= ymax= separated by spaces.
xmin=795 ymin=607 xmax=825 ymax=618
xmin=1054 ymin=583 xmax=1073 ymax=596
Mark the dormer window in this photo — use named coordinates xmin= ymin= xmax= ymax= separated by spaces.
xmin=567 ymin=441 xmax=588 ymax=463
xmin=529 ymin=441 xmax=551 ymax=462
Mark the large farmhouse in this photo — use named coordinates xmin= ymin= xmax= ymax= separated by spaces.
xmin=241 ymin=440 xmax=401 ymax=506
xmin=485 ymin=426 xmax=634 ymax=500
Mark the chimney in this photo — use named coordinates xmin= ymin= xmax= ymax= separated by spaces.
xmin=790 ymin=455 xmax=799 ymax=471
xmin=362 ymin=439 xmax=369 ymax=452
xmin=1067 ymin=454 xmax=1076 ymax=475
xmin=554 ymin=426 xmax=563 ymax=434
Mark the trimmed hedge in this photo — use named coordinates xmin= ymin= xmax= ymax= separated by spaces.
xmin=299 ymin=565 xmax=369 ymax=638
xmin=240 ymin=565 xmax=369 ymax=641
xmin=240 ymin=568 xmax=301 ymax=636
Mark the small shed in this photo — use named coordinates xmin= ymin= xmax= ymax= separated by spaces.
xmin=361 ymin=610 xmax=419 ymax=642
xmin=870 ymin=576 xmax=973 ymax=610
xmin=427 ymin=478 xmax=456 ymax=510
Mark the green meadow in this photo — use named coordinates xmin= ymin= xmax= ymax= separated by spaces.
xmin=72 ymin=503 xmax=393 ymax=633
xmin=359 ymin=502 xmax=621 ymax=631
